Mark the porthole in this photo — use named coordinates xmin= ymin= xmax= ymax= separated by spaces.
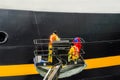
xmin=0 ymin=31 xmax=8 ymax=44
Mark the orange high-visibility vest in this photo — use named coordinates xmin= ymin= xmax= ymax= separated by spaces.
xmin=49 ymin=33 xmax=60 ymax=45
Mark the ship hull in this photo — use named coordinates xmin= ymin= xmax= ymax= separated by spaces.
xmin=0 ymin=9 xmax=120 ymax=80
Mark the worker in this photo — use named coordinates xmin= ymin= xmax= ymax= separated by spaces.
xmin=68 ymin=37 xmax=82 ymax=63
xmin=48 ymin=31 xmax=60 ymax=63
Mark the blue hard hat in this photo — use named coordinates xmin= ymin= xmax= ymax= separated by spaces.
xmin=73 ymin=37 xmax=81 ymax=42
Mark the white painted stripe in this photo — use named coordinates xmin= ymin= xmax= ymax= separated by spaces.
xmin=0 ymin=0 xmax=120 ymax=13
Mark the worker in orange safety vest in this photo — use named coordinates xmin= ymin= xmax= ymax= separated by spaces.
xmin=48 ymin=31 xmax=60 ymax=63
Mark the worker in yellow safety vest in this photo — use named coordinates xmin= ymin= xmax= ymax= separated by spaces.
xmin=68 ymin=37 xmax=82 ymax=62
xmin=48 ymin=31 xmax=60 ymax=63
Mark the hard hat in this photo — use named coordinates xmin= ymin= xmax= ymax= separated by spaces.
xmin=73 ymin=37 xmax=81 ymax=43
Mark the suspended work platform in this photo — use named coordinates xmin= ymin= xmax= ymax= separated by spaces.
xmin=33 ymin=38 xmax=86 ymax=80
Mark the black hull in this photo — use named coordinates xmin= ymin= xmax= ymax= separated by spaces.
xmin=0 ymin=9 xmax=120 ymax=80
